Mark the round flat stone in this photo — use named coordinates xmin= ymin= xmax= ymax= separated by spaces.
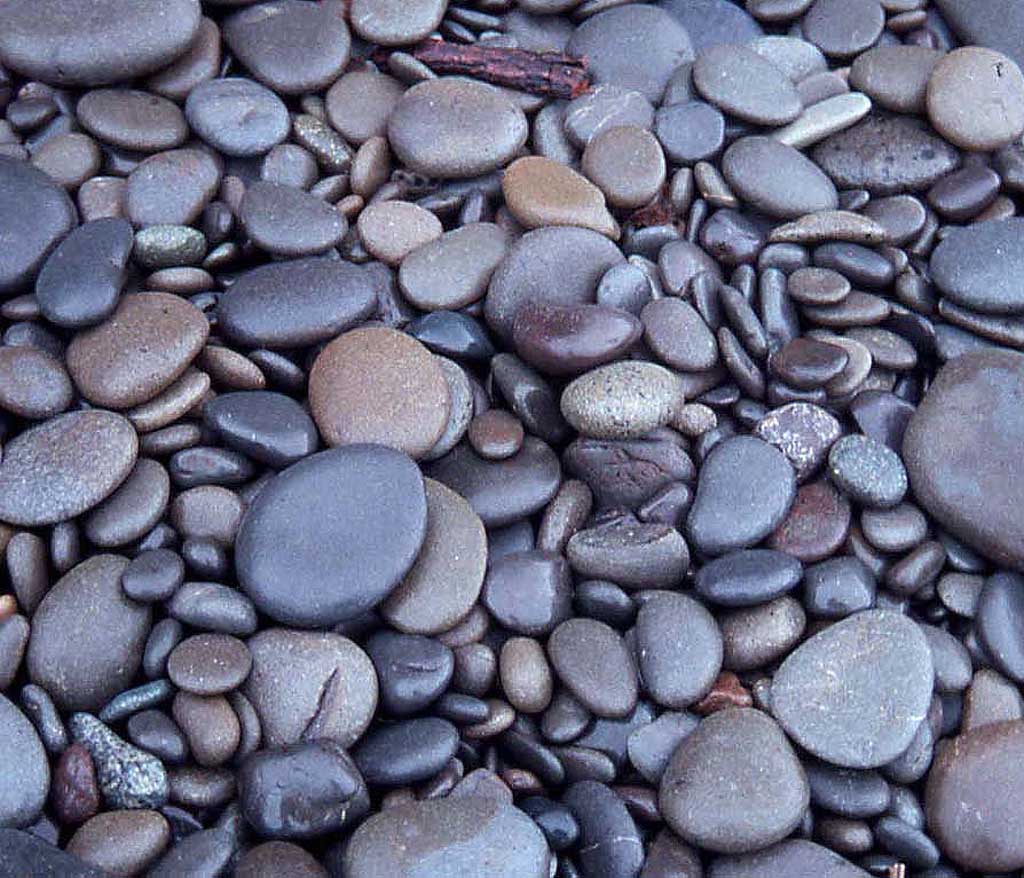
xmin=35 ymin=217 xmax=132 ymax=329
xmin=903 ymin=350 xmax=1024 ymax=569
xmin=309 ymin=327 xmax=450 ymax=458
xmin=0 ymin=410 xmax=138 ymax=526
xmin=350 ymin=0 xmax=444 ymax=45
xmin=928 ymin=47 xmax=1024 ymax=151
xmin=236 ymin=842 xmax=328 ymax=878
xmin=76 ymin=89 xmax=187 ymax=152
xmin=655 ymin=101 xmax=726 ymax=165
xmin=0 ymin=694 xmax=48 ymax=828
xmin=0 ymin=346 xmax=73 ymax=419
xmin=771 ymin=609 xmax=934 ymax=768
xmin=224 ymin=0 xmax=350 ymax=95
xmin=204 ymin=391 xmax=317 ymax=469
xmin=67 ymin=292 xmax=208 ymax=409
xmin=244 ymin=628 xmax=377 ymax=748
xmin=0 ymin=156 xmax=77 ymax=296
xmin=125 ymin=148 xmax=220 ymax=228
xmin=382 ymin=478 xmax=487 ymax=636
xmin=637 ymin=592 xmax=722 ymax=708
xmin=485 ymin=226 xmax=623 ymax=342
xmin=926 ymin=720 xmax=1024 ymax=872
xmin=548 ymin=618 xmax=638 ymax=718
xmin=357 ymin=201 xmax=442 ymax=267
xmin=344 ymin=798 xmax=550 ymax=878
xmin=769 ymin=480 xmax=851 ymax=562
xmin=687 ymin=436 xmax=797 ymax=556
xmin=67 ymin=810 xmax=170 ymax=877
xmin=827 ymin=434 xmax=907 ymax=509
xmin=167 ymin=634 xmax=251 ymax=696
xmin=326 ymin=71 xmax=405 ymax=144
xmin=185 ymin=78 xmax=289 ymax=157
xmin=722 ymin=136 xmax=838 ymax=219
xmin=564 ymin=84 xmax=655 ymax=149
xmin=216 ymin=257 xmax=376 ymax=349
xmin=0 ymin=0 xmax=201 ymax=86
xmin=388 ymin=78 xmax=527 ymax=179
xmin=240 ymin=181 xmax=346 ymax=258
xmin=693 ymin=45 xmax=802 ymax=126
xmin=502 ymin=156 xmax=618 ymax=239
xmin=27 ymin=555 xmax=150 ymax=712
xmin=812 ymin=115 xmax=960 ymax=195
xmin=802 ymin=0 xmax=884 ymax=59
xmin=567 ymin=5 xmax=694 ymax=103
xmin=399 ymin=223 xmax=509 ymax=312
xmin=930 ymin=218 xmax=1024 ymax=316
xmin=849 ymin=46 xmax=942 ymax=114
xmin=425 ymin=437 xmax=561 ymax=528
xmin=582 ymin=125 xmax=666 ymax=210
xmin=561 ymin=361 xmax=681 ymax=439
xmin=661 ymin=708 xmax=808 ymax=853
xmin=514 ymin=301 xmax=642 ymax=377
xmin=237 ymin=446 xmax=426 ymax=626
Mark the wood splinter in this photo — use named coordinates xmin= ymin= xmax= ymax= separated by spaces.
xmin=411 ymin=39 xmax=590 ymax=100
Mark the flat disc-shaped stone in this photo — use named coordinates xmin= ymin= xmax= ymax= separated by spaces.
xmin=771 ymin=609 xmax=934 ymax=768
xmin=660 ymin=708 xmax=808 ymax=854
xmin=687 ymin=436 xmax=796 ymax=556
xmin=0 ymin=0 xmax=201 ymax=86
xmin=709 ymin=839 xmax=871 ymax=878
xmin=930 ymin=218 xmax=1024 ymax=315
xmin=223 ymin=0 xmax=351 ymax=95
xmin=902 ymin=350 xmax=1024 ymax=570
xmin=0 ymin=410 xmax=138 ymax=527
xmin=216 ymin=257 xmax=376 ymax=350
xmin=387 ymin=78 xmax=527 ymax=179
xmin=236 ymin=445 xmax=427 ymax=627
xmin=309 ymin=327 xmax=451 ymax=459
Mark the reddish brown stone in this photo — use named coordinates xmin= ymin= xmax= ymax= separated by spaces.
xmin=694 ymin=671 xmax=753 ymax=716
xmin=52 ymin=742 xmax=100 ymax=826
xmin=769 ymin=479 xmax=851 ymax=563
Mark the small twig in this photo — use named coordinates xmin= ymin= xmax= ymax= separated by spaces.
xmin=410 ymin=39 xmax=590 ymax=99
xmin=887 ymin=865 xmax=906 ymax=878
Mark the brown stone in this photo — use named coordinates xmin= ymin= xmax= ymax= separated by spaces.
xmin=309 ymin=326 xmax=451 ymax=459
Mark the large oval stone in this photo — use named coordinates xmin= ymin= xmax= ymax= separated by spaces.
xmin=0 ymin=0 xmax=201 ymax=86
xmin=343 ymin=797 xmax=550 ymax=878
xmin=27 ymin=555 xmax=150 ymax=712
xmin=216 ymin=257 xmax=376 ymax=350
xmin=388 ymin=78 xmax=527 ymax=179
xmin=660 ymin=708 xmax=808 ymax=854
xmin=771 ymin=609 xmax=934 ymax=768
xmin=236 ymin=446 xmax=427 ymax=627
xmin=926 ymin=719 xmax=1024 ymax=872
xmin=0 ymin=156 xmax=77 ymax=297
xmin=0 ymin=410 xmax=138 ymax=527
xmin=903 ymin=349 xmax=1024 ymax=571
xmin=687 ymin=436 xmax=796 ymax=556
xmin=67 ymin=292 xmax=209 ymax=409
xmin=930 ymin=218 xmax=1024 ymax=315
